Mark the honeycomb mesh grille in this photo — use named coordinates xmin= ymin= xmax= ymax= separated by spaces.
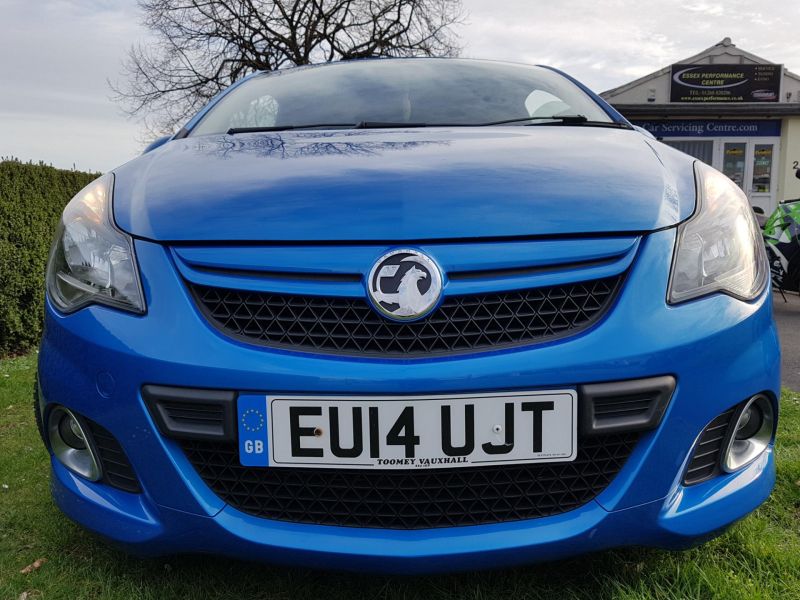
xmin=180 ymin=433 xmax=638 ymax=529
xmin=189 ymin=275 xmax=622 ymax=356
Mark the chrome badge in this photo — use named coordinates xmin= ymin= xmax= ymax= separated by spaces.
xmin=367 ymin=249 xmax=443 ymax=321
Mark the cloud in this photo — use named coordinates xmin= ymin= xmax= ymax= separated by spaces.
xmin=682 ymin=3 xmax=726 ymax=17
xmin=460 ymin=0 xmax=800 ymax=92
xmin=0 ymin=0 xmax=148 ymax=171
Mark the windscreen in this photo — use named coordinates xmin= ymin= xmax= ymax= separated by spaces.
xmin=190 ymin=59 xmax=614 ymax=135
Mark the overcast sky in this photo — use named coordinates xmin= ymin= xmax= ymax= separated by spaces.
xmin=1 ymin=0 xmax=800 ymax=172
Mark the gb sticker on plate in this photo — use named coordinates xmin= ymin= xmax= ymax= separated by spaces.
xmin=237 ymin=394 xmax=269 ymax=467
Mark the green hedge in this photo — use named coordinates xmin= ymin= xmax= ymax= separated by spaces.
xmin=0 ymin=159 xmax=99 ymax=357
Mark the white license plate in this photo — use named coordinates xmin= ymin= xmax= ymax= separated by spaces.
xmin=238 ymin=391 xmax=577 ymax=469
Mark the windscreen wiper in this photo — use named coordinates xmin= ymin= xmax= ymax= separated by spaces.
xmin=483 ymin=115 xmax=590 ymax=126
xmin=227 ymin=116 xmax=630 ymax=134
xmin=227 ymin=124 xmax=355 ymax=134
xmin=522 ymin=115 xmax=631 ymax=128
xmin=354 ymin=116 xmax=631 ymax=128
xmin=353 ymin=117 xmax=591 ymax=128
xmin=354 ymin=121 xmax=429 ymax=129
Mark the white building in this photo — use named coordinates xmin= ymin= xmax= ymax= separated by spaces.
xmin=602 ymin=38 xmax=800 ymax=214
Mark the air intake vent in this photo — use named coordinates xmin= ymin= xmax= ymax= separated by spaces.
xmin=160 ymin=401 xmax=225 ymax=428
xmin=593 ymin=394 xmax=655 ymax=419
xmin=683 ymin=407 xmax=737 ymax=485
xmin=85 ymin=420 xmax=141 ymax=493
xmin=579 ymin=376 xmax=675 ymax=435
xmin=143 ymin=385 xmax=236 ymax=442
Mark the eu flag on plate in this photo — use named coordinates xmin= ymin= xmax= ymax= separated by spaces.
xmin=237 ymin=394 xmax=269 ymax=467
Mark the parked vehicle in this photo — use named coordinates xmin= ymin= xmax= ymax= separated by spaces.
xmin=762 ymin=198 xmax=800 ymax=294
xmin=36 ymin=58 xmax=779 ymax=573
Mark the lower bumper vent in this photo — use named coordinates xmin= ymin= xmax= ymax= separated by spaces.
xmin=141 ymin=379 xmax=673 ymax=529
xmin=85 ymin=421 xmax=141 ymax=493
xmin=683 ymin=408 xmax=737 ymax=486
xmin=180 ymin=433 xmax=638 ymax=529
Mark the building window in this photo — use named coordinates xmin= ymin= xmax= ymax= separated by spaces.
xmin=663 ymin=140 xmax=713 ymax=165
xmin=752 ymin=144 xmax=773 ymax=193
xmin=722 ymin=142 xmax=747 ymax=188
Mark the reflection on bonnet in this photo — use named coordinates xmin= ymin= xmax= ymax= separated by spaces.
xmin=193 ymin=131 xmax=449 ymax=159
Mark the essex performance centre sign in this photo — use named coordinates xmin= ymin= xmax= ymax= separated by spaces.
xmin=670 ymin=63 xmax=782 ymax=102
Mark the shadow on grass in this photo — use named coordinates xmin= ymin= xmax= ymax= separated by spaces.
xmin=36 ymin=518 xmax=700 ymax=600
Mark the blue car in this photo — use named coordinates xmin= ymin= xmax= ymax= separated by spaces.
xmin=37 ymin=58 xmax=779 ymax=573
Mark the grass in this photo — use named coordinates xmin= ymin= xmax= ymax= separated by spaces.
xmin=1 ymin=352 xmax=799 ymax=600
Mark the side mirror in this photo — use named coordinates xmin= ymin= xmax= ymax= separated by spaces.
xmin=142 ymin=135 xmax=171 ymax=154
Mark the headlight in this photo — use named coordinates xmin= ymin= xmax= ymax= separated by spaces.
xmin=46 ymin=173 xmax=145 ymax=314
xmin=668 ymin=161 xmax=768 ymax=304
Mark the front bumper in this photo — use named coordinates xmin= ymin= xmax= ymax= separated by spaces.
xmin=50 ymin=450 xmax=774 ymax=573
xmin=38 ymin=228 xmax=781 ymax=572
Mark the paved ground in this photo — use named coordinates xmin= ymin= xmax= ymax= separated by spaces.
xmin=774 ymin=291 xmax=800 ymax=391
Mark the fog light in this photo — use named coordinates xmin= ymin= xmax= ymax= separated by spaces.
xmin=722 ymin=395 xmax=774 ymax=473
xmin=47 ymin=406 xmax=102 ymax=481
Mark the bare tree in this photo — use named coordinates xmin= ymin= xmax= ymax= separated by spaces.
xmin=111 ymin=0 xmax=464 ymax=134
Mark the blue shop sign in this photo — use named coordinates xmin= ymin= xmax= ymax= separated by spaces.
xmin=632 ymin=119 xmax=781 ymax=138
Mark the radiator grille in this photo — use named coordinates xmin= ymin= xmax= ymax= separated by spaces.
xmin=190 ymin=275 xmax=622 ymax=356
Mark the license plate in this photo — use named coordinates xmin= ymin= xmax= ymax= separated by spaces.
xmin=237 ymin=391 xmax=577 ymax=469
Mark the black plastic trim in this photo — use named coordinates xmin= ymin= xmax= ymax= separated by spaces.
xmin=85 ymin=420 xmax=142 ymax=493
xmin=144 ymin=377 xmax=671 ymax=450
xmin=683 ymin=407 xmax=737 ymax=486
xmin=578 ymin=375 xmax=676 ymax=435
xmin=143 ymin=385 xmax=237 ymax=442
